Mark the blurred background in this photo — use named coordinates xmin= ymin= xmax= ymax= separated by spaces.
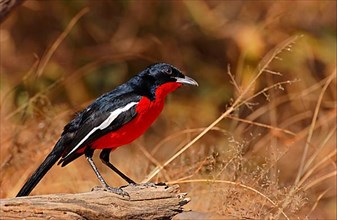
xmin=1 ymin=1 xmax=336 ymax=219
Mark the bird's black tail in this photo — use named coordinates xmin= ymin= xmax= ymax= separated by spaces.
xmin=16 ymin=141 xmax=64 ymax=197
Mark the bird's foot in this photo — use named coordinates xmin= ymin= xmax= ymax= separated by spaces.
xmin=120 ymin=182 xmax=167 ymax=188
xmin=104 ymin=186 xmax=130 ymax=198
xmin=120 ymin=182 xmax=137 ymax=189
xmin=143 ymin=182 xmax=167 ymax=187
xmin=128 ymin=182 xmax=138 ymax=186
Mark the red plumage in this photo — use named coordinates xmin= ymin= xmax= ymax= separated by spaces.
xmin=91 ymin=82 xmax=182 ymax=150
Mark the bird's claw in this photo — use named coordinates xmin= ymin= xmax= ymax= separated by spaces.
xmin=105 ymin=186 xmax=130 ymax=198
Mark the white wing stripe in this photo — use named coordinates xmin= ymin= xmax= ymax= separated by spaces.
xmin=65 ymin=101 xmax=138 ymax=157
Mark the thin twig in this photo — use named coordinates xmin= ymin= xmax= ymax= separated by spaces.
xmin=5 ymin=78 xmax=63 ymax=120
xmin=306 ymin=188 xmax=330 ymax=218
xmin=303 ymin=170 xmax=337 ymax=191
xmin=298 ymin=149 xmax=337 ymax=189
xmin=239 ymin=80 xmax=297 ymax=109
xmin=295 ymin=70 xmax=336 ymax=184
xmin=303 ymin=126 xmax=336 ymax=173
xmin=225 ymin=115 xmax=296 ymax=136
xmin=227 ymin=64 xmax=241 ymax=93
xmin=150 ymin=127 xmax=228 ymax=155
xmin=36 ymin=7 xmax=89 ymax=77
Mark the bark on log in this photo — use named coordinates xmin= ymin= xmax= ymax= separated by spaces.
xmin=0 ymin=183 xmax=190 ymax=220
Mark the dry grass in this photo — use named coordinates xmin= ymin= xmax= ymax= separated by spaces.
xmin=1 ymin=1 xmax=336 ymax=219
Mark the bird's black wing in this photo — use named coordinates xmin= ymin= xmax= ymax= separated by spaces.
xmin=59 ymin=92 xmax=142 ymax=165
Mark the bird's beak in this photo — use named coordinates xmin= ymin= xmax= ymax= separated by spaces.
xmin=175 ymin=75 xmax=199 ymax=86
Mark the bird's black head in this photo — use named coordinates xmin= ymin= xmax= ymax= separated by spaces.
xmin=146 ymin=63 xmax=198 ymax=87
xmin=132 ymin=63 xmax=198 ymax=100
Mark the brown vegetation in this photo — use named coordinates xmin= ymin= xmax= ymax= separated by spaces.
xmin=1 ymin=1 xmax=336 ymax=219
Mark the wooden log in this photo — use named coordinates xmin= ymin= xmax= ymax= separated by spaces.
xmin=0 ymin=183 xmax=190 ymax=220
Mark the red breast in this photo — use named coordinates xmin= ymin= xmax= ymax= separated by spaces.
xmin=91 ymin=82 xmax=182 ymax=150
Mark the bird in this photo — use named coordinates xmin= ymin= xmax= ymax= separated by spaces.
xmin=16 ymin=63 xmax=198 ymax=197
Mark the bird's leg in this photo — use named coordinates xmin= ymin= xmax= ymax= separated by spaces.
xmin=100 ymin=149 xmax=136 ymax=184
xmin=84 ymin=148 xmax=129 ymax=197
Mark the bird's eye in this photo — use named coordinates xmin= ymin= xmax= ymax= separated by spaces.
xmin=164 ymin=67 xmax=172 ymax=75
